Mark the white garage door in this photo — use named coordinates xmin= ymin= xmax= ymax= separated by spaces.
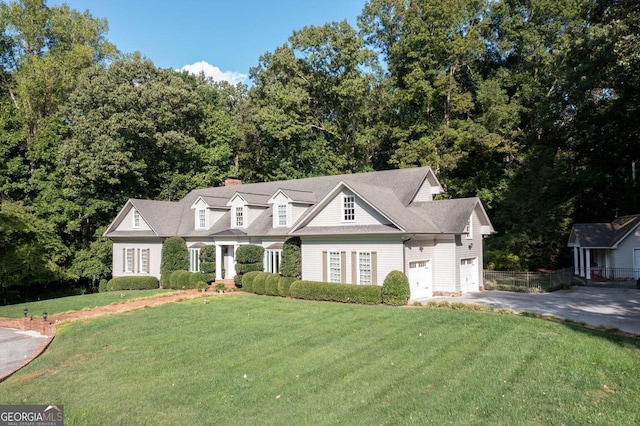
xmin=409 ymin=260 xmax=432 ymax=300
xmin=460 ymin=258 xmax=478 ymax=293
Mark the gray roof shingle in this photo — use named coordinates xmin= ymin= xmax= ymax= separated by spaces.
xmin=569 ymin=215 xmax=640 ymax=248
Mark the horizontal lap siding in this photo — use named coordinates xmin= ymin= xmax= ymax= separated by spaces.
xmin=455 ymin=210 xmax=484 ymax=290
xmin=434 ymin=236 xmax=457 ymax=292
xmin=301 ymin=236 xmax=403 ymax=284
xmin=308 ymin=190 xmax=391 ymax=227
xmin=613 ymin=228 xmax=640 ymax=269
xmin=112 ymin=239 xmax=163 ymax=279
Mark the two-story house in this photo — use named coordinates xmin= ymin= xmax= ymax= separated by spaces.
xmin=104 ymin=167 xmax=495 ymax=300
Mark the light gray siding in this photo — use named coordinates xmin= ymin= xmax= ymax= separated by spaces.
xmin=117 ymin=207 xmax=152 ymax=231
xmin=455 ymin=209 xmax=484 ymax=291
xmin=412 ymin=180 xmax=433 ymax=202
xmin=301 ymin=236 xmax=404 ymax=284
xmin=308 ymin=189 xmax=391 ymax=227
xmin=613 ymin=226 xmax=640 ymax=269
xmin=433 ymin=236 xmax=457 ymax=292
xmin=112 ymin=239 xmax=163 ymax=279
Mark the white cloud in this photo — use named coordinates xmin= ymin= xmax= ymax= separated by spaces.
xmin=180 ymin=61 xmax=248 ymax=85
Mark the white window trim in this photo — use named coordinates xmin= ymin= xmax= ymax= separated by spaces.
xmin=196 ymin=208 xmax=207 ymax=229
xmin=132 ymin=210 xmax=140 ymax=229
xmin=189 ymin=248 xmax=201 ymax=272
xmin=125 ymin=248 xmax=134 ymax=273
xmin=357 ymin=251 xmax=372 ymax=285
xmin=277 ymin=204 xmax=288 ymax=227
xmin=329 ymin=251 xmax=341 ymax=283
xmin=265 ymin=249 xmax=282 ymax=274
xmin=140 ymin=248 xmax=149 ymax=274
xmin=465 ymin=215 xmax=473 ymax=240
xmin=234 ymin=206 xmax=245 ymax=228
xmin=342 ymin=195 xmax=355 ymax=222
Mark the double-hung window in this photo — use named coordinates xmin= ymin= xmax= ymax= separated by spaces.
xmin=358 ymin=252 xmax=372 ymax=284
xmin=329 ymin=251 xmax=341 ymax=283
xmin=133 ymin=210 xmax=140 ymax=229
xmin=197 ymin=208 xmax=206 ymax=229
xmin=277 ymin=204 xmax=287 ymax=227
xmin=465 ymin=215 xmax=473 ymax=240
xmin=125 ymin=248 xmax=134 ymax=272
xmin=140 ymin=249 xmax=149 ymax=273
xmin=343 ymin=195 xmax=355 ymax=222
xmin=266 ymin=249 xmax=282 ymax=274
xmin=235 ymin=207 xmax=244 ymax=227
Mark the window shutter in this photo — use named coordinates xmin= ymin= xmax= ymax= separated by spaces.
xmin=134 ymin=249 xmax=138 ymax=273
xmin=351 ymin=251 xmax=357 ymax=284
xmin=371 ymin=251 xmax=378 ymax=285
xmin=322 ymin=251 xmax=327 ymax=282
xmin=122 ymin=248 xmax=125 ymax=272
xmin=146 ymin=249 xmax=150 ymax=274
xmin=341 ymin=251 xmax=346 ymax=283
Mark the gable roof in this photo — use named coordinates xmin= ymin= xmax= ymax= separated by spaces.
xmin=568 ymin=215 xmax=640 ymax=248
xmin=104 ymin=167 xmax=494 ymax=239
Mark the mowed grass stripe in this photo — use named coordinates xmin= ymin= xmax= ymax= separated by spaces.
xmin=2 ymin=295 xmax=639 ymax=425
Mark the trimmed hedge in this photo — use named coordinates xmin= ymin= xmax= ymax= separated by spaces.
xmin=289 ymin=281 xmax=382 ymax=305
xmin=265 ymin=273 xmax=281 ymax=296
xmin=189 ymin=272 xmax=208 ymax=286
xmin=241 ymin=271 xmax=261 ymax=293
xmin=382 ymin=270 xmax=411 ymax=306
xmin=280 ymin=237 xmax=301 ymax=278
xmin=235 ymin=262 xmax=264 ymax=274
xmin=199 ymin=245 xmax=216 ymax=274
xmin=252 ymin=272 xmax=269 ymax=295
xmin=168 ymin=270 xmax=191 ymax=289
xmin=235 ymin=245 xmax=264 ymax=263
xmin=106 ymin=276 xmax=159 ymax=291
xmin=160 ymin=237 xmax=189 ymax=275
xmin=278 ymin=277 xmax=298 ymax=297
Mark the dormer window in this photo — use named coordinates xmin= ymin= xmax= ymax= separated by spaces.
xmin=343 ymin=195 xmax=355 ymax=222
xmin=235 ymin=206 xmax=244 ymax=227
xmin=277 ymin=204 xmax=288 ymax=227
xmin=133 ymin=210 xmax=140 ymax=229
xmin=196 ymin=208 xmax=206 ymax=229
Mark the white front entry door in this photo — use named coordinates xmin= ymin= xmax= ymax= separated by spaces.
xmin=460 ymin=258 xmax=478 ymax=292
xmin=409 ymin=260 xmax=432 ymax=300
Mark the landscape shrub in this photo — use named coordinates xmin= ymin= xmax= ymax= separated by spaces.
xmin=168 ymin=270 xmax=191 ymax=289
xmin=189 ymin=272 xmax=209 ymax=289
xmin=382 ymin=270 xmax=410 ymax=306
xmin=160 ymin=273 xmax=172 ymax=288
xmin=160 ymin=237 xmax=189 ymax=275
xmin=241 ymin=271 xmax=261 ymax=293
xmin=106 ymin=276 xmax=159 ymax=291
xmin=252 ymin=272 xmax=269 ymax=295
xmin=98 ymin=279 xmax=109 ymax=293
xmin=199 ymin=245 xmax=216 ymax=275
xmin=265 ymin=273 xmax=281 ymax=296
xmin=289 ymin=281 xmax=382 ymax=305
xmin=280 ymin=237 xmax=302 ymax=278
xmin=278 ymin=277 xmax=298 ymax=297
xmin=235 ymin=244 xmax=264 ymax=288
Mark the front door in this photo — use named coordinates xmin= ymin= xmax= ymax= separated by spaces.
xmin=409 ymin=260 xmax=432 ymax=300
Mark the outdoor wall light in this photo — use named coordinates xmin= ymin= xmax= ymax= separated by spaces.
xmin=23 ymin=308 xmax=28 ymax=317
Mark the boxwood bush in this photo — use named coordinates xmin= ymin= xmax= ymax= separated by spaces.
xmin=106 ymin=276 xmax=159 ymax=291
xmin=235 ymin=244 xmax=264 ymax=288
xmin=252 ymin=272 xmax=269 ymax=295
xmin=278 ymin=277 xmax=298 ymax=297
xmin=264 ymin=273 xmax=281 ymax=296
xmin=167 ymin=270 xmax=191 ymax=289
xmin=382 ymin=270 xmax=411 ymax=306
xmin=160 ymin=237 xmax=189 ymax=275
xmin=280 ymin=237 xmax=301 ymax=278
xmin=241 ymin=271 xmax=261 ymax=293
xmin=289 ymin=281 xmax=382 ymax=305
xmin=189 ymin=272 xmax=209 ymax=290
xmin=199 ymin=245 xmax=216 ymax=275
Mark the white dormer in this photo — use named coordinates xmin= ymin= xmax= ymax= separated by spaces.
xmin=411 ymin=168 xmax=444 ymax=202
xmin=191 ymin=197 xmax=210 ymax=230
xmin=116 ymin=206 xmax=152 ymax=231
xmin=268 ymin=190 xmax=292 ymax=228
xmin=227 ymin=193 xmax=248 ymax=229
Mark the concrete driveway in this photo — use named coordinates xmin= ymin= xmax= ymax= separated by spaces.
xmin=434 ymin=286 xmax=640 ymax=335
xmin=0 ymin=328 xmax=49 ymax=380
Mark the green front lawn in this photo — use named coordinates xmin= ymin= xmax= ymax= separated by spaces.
xmin=2 ymin=296 xmax=639 ymax=425
xmin=0 ymin=289 xmax=179 ymax=318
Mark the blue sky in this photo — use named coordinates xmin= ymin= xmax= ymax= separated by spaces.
xmin=50 ymin=0 xmax=367 ymax=83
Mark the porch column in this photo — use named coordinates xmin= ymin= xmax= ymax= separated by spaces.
xmin=585 ymin=249 xmax=591 ymax=280
xmin=574 ymin=247 xmax=579 ymax=275
xmin=579 ymin=248 xmax=585 ymax=277
xmin=228 ymin=245 xmax=237 ymax=279
xmin=215 ymin=244 xmax=223 ymax=281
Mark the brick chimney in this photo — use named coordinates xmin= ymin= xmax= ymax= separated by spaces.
xmin=224 ymin=177 xmax=242 ymax=186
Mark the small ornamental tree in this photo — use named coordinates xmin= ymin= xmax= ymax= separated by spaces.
xmin=235 ymin=244 xmax=264 ymax=286
xmin=280 ymin=237 xmax=302 ymax=278
xmin=160 ymin=237 xmax=189 ymax=287
xmin=199 ymin=245 xmax=216 ymax=281
xmin=382 ymin=270 xmax=411 ymax=306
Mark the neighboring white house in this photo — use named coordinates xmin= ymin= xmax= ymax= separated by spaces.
xmin=104 ymin=167 xmax=495 ymax=300
xmin=568 ymin=215 xmax=640 ymax=281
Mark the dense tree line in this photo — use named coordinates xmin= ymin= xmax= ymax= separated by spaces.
xmin=1 ymin=0 xmax=638 ymax=294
